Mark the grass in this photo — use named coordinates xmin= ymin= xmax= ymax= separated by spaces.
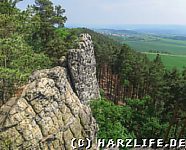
xmin=109 ymin=34 xmax=186 ymax=70
xmin=122 ymin=37 xmax=186 ymax=70
xmin=123 ymin=38 xmax=186 ymax=55
xmin=144 ymin=52 xmax=186 ymax=70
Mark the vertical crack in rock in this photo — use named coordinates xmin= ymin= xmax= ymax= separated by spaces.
xmin=25 ymin=99 xmax=45 ymax=138
xmin=0 ymin=34 xmax=99 ymax=149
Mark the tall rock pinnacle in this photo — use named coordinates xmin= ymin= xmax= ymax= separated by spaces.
xmin=68 ymin=33 xmax=100 ymax=103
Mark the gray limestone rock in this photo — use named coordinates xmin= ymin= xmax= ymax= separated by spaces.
xmin=0 ymin=67 xmax=98 ymax=149
xmin=0 ymin=33 xmax=100 ymax=149
xmin=68 ymin=33 xmax=100 ymax=103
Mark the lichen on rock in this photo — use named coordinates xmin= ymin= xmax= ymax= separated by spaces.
xmin=68 ymin=33 xmax=100 ymax=104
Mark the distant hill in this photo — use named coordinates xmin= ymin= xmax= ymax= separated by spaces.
xmin=95 ymin=28 xmax=186 ymax=55
xmin=94 ymin=28 xmax=139 ymax=35
xmin=135 ymin=26 xmax=186 ymax=36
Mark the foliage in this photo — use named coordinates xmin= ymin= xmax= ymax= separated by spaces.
xmin=90 ymin=99 xmax=134 ymax=142
xmin=94 ymin=38 xmax=186 ymax=140
xmin=0 ymin=34 xmax=52 ymax=103
xmin=126 ymin=97 xmax=168 ymax=139
xmin=0 ymin=35 xmax=52 ymax=74
xmin=0 ymin=0 xmax=186 ymax=145
xmin=0 ymin=0 xmax=65 ymax=104
xmin=29 ymin=0 xmax=67 ymax=53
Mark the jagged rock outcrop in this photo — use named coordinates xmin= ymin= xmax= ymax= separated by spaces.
xmin=68 ymin=33 xmax=100 ymax=103
xmin=0 ymin=34 xmax=99 ymax=149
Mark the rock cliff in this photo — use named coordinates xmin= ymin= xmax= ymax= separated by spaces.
xmin=0 ymin=34 xmax=100 ymax=149
xmin=68 ymin=33 xmax=100 ymax=103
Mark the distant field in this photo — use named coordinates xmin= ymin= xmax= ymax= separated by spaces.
xmin=123 ymin=37 xmax=186 ymax=70
xmin=144 ymin=52 xmax=186 ymax=70
xmin=101 ymin=30 xmax=186 ymax=70
xmin=123 ymin=38 xmax=186 ymax=55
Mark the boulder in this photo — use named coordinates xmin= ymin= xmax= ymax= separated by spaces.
xmin=0 ymin=34 xmax=99 ymax=149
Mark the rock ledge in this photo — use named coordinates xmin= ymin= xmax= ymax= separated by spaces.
xmin=0 ymin=34 xmax=99 ymax=149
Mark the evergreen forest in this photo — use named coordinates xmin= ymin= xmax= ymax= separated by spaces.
xmin=0 ymin=0 xmax=186 ymax=149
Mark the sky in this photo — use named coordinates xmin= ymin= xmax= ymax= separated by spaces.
xmin=17 ymin=0 xmax=186 ymax=27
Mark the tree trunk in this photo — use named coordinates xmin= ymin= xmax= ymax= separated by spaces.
xmin=164 ymin=106 xmax=178 ymax=142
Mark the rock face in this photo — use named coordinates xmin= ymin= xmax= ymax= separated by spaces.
xmin=0 ymin=34 xmax=99 ymax=149
xmin=68 ymin=33 xmax=100 ymax=103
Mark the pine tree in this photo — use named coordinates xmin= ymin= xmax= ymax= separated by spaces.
xmin=32 ymin=0 xmax=67 ymax=50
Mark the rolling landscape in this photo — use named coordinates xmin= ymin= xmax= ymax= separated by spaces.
xmin=95 ymin=27 xmax=186 ymax=70
xmin=1 ymin=0 xmax=186 ymax=149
